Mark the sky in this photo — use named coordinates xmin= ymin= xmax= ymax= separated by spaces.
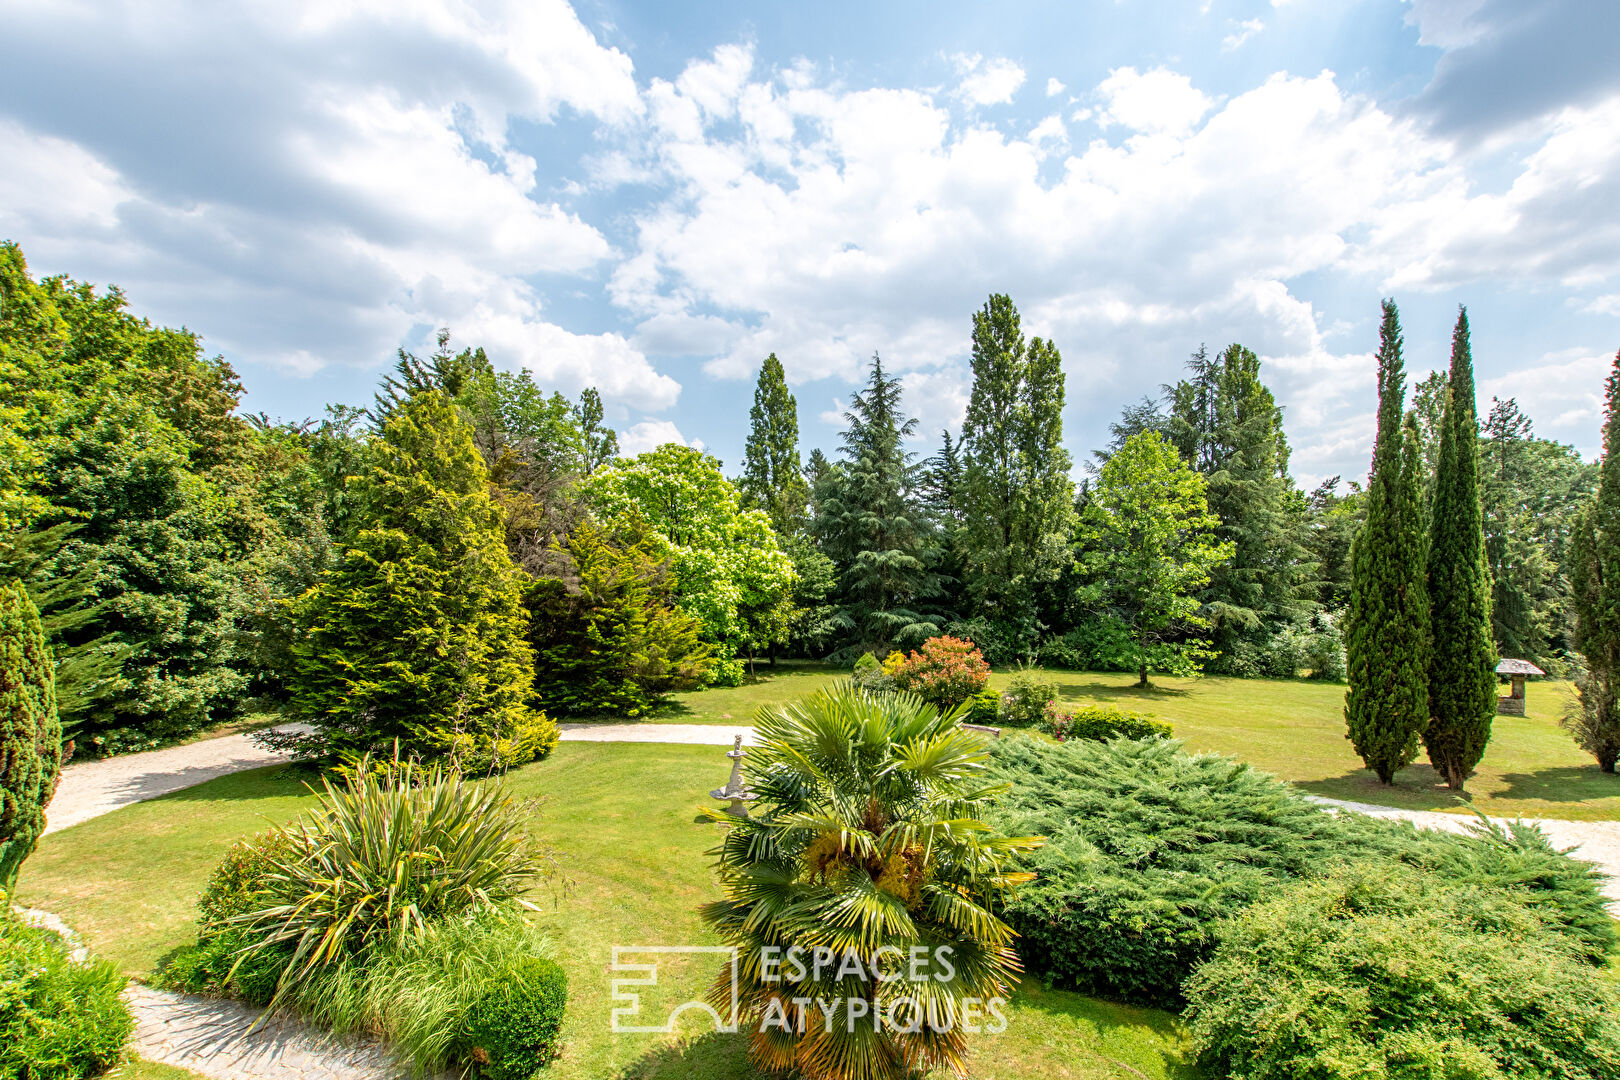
xmin=3 ymin=0 xmax=1618 ymax=486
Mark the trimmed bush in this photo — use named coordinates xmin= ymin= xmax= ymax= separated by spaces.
xmin=1 ymin=918 xmax=133 ymax=1079
xmin=0 ymin=579 xmax=64 ymax=892
xmin=997 ymin=670 xmax=1057 ymax=727
xmin=889 ymin=634 xmax=990 ymax=710
xmin=1043 ymin=704 xmax=1171 ymax=742
xmin=463 ymin=955 xmax=568 ymax=1079
xmin=1185 ymin=863 xmax=1620 ymax=1080
xmin=965 ymin=687 xmax=1000 ymax=726
xmin=850 ymin=652 xmax=894 ymax=694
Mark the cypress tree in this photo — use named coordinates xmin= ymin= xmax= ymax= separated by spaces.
xmin=740 ymin=354 xmax=809 ymax=536
xmin=1424 ymin=308 xmax=1497 ymax=789
xmin=1345 ymin=301 xmax=1430 ymax=784
xmin=0 ymin=579 xmax=63 ymax=891
xmin=1567 ymin=350 xmax=1620 ymax=773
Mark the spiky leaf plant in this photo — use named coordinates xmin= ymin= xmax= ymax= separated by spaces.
xmin=699 ymin=684 xmax=1042 ymax=1080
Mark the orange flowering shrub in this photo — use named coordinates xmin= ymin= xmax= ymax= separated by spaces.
xmin=890 ymin=635 xmax=991 ymax=710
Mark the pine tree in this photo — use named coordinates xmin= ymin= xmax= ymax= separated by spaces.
xmin=1424 ymin=308 xmax=1497 ymax=789
xmin=291 ymin=390 xmax=554 ymax=765
xmin=958 ymin=295 xmax=1075 ymax=643
xmin=0 ymin=579 xmax=63 ymax=891
xmin=1345 ymin=300 xmax=1431 ymax=784
xmin=740 ymin=354 xmax=809 ymax=536
xmin=1567 ymin=350 xmax=1620 ymax=773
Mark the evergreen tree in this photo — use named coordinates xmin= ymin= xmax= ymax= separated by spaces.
xmin=1345 ymin=301 xmax=1430 ymax=784
xmin=291 ymin=390 xmax=553 ymax=765
xmin=815 ymin=354 xmax=944 ymax=650
xmin=1567 ymin=350 xmax=1620 ymax=773
xmin=575 ymin=387 xmax=619 ymax=474
xmin=1424 ymin=308 xmax=1497 ymax=789
xmin=0 ymin=579 xmax=63 ymax=891
xmin=740 ymin=354 xmax=809 ymax=536
xmin=958 ymin=295 xmax=1075 ymax=644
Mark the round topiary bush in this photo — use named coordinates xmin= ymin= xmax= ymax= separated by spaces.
xmin=1184 ymin=862 xmax=1620 ymax=1080
xmin=463 ymin=955 xmax=568 ymax=1079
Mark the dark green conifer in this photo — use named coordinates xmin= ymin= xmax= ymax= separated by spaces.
xmin=1424 ymin=308 xmax=1497 ymax=789
xmin=0 ymin=579 xmax=63 ymax=890
xmin=1345 ymin=301 xmax=1430 ymax=783
xmin=1567 ymin=350 xmax=1620 ymax=773
xmin=740 ymin=354 xmax=809 ymax=536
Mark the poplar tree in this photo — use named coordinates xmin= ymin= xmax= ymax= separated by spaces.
xmin=740 ymin=354 xmax=809 ymax=536
xmin=1424 ymin=307 xmax=1497 ymax=789
xmin=1567 ymin=350 xmax=1620 ymax=773
xmin=0 ymin=579 xmax=63 ymax=891
xmin=1345 ymin=300 xmax=1431 ymax=784
xmin=958 ymin=294 xmax=1075 ymax=642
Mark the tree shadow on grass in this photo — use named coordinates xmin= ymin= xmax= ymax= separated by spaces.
xmin=604 ymin=1029 xmax=752 ymax=1080
xmin=998 ymin=982 xmax=1202 ymax=1080
xmin=1043 ymin=672 xmax=1193 ymax=703
xmin=1491 ymin=765 xmax=1620 ymax=807
xmin=156 ymin=763 xmax=319 ymax=805
xmin=1295 ymin=764 xmax=1482 ymax=813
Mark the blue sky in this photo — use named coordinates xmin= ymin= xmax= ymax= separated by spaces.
xmin=3 ymin=0 xmax=1617 ymax=485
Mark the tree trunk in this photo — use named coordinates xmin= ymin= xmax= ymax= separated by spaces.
xmin=1137 ymin=657 xmax=1149 ymax=688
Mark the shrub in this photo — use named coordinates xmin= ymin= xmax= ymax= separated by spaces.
xmin=965 ymin=687 xmax=1001 ymax=726
xmin=154 ymin=927 xmax=289 ymax=1006
xmin=0 ymin=579 xmax=64 ymax=892
xmin=888 ymin=635 xmax=990 ymax=710
xmin=1302 ymin=609 xmax=1347 ymax=681
xmin=997 ymin=670 xmax=1057 ymax=727
xmin=1037 ymin=619 xmax=1137 ymax=673
xmin=1185 ymin=863 xmax=1620 ymax=1080
xmin=850 ymin=652 xmax=894 ymax=694
xmin=1042 ymin=704 xmax=1171 ymax=742
xmin=463 ymin=955 xmax=568 ymax=1079
xmin=233 ymin=758 xmax=555 ymax=997
xmin=944 ymin=617 xmax=1026 ymax=667
xmin=1563 ymin=662 xmax=1620 ymax=774
xmin=0 ymin=917 xmax=133 ymax=1079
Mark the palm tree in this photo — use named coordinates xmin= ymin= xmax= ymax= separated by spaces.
xmin=699 ymin=685 xmax=1042 ymax=1080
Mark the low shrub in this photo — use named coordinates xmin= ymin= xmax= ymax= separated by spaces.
xmin=1185 ymin=863 xmax=1620 ymax=1080
xmin=463 ymin=954 xmax=569 ymax=1079
xmin=850 ymin=652 xmax=894 ymax=694
xmin=889 ymin=635 xmax=990 ymax=710
xmin=1037 ymin=618 xmax=1137 ymax=673
xmin=154 ymin=928 xmax=289 ymax=1006
xmin=1563 ymin=662 xmax=1620 ymax=774
xmin=1 ymin=917 xmax=133 ymax=1080
xmin=1043 ymin=704 xmax=1171 ymax=741
xmin=997 ymin=670 xmax=1057 ymax=728
xmin=429 ymin=709 xmax=561 ymax=773
xmin=965 ymin=687 xmax=1001 ymax=726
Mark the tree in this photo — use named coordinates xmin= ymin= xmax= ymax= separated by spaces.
xmin=1303 ymin=476 xmax=1365 ymax=611
xmin=1424 ymin=308 xmax=1497 ymax=790
xmin=740 ymin=354 xmax=809 ymax=537
xmin=1345 ymin=301 xmax=1430 ymax=784
xmin=1076 ymin=431 xmax=1234 ymax=687
xmin=1567 ymin=350 xmax=1620 ymax=773
xmin=290 ymin=390 xmax=553 ymax=766
xmin=957 ymin=295 xmax=1075 ymax=645
xmin=699 ymin=685 xmax=1042 ymax=1080
xmin=527 ymin=515 xmax=712 ymax=716
xmin=1166 ymin=344 xmax=1315 ymax=668
xmin=0 ymin=579 xmax=64 ymax=891
xmin=584 ymin=444 xmax=795 ymax=682
xmin=814 ymin=354 xmax=946 ymax=651
xmin=574 ymin=387 xmax=618 ymax=474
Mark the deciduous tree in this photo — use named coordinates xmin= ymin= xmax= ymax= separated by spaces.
xmin=740 ymin=354 xmax=809 ymax=537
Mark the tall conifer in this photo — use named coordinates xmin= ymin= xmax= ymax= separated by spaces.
xmin=1424 ymin=307 xmax=1497 ymax=789
xmin=740 ymin=354 xmax=808 ymax=536
xmin=1567 ymin=351 xmax=1620 ymax=773
xmin=0 ymin=579 xmax=62 ymax=890
xmin=1345 ymin=301 xmax=1430 ymax=783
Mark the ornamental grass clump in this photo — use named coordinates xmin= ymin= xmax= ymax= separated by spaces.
xmin=699 ymin=685 xmax=1042 ymax=1080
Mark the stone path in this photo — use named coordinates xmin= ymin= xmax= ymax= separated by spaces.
xmin=557 ymin=721 xmax=757 ymax=745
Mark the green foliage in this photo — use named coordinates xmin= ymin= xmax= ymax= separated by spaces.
xmin=0 ymin=579 xmax=62 ymax=891
xmin=1184 ymin=863 xmax=1620 ymax=1080
xmin=966 ymin=687 xmax=1001 ymax=726
xmin=573 ymin=387 xmax=619 ymax=475
xmin=1075 ymin=431 xmax=1233 ymax=687
xmin=154 ymin=928 xmax=289 ymax=1006
xmin=1425 ymin=307 xmax=1497 ymax=789
xmin=1043 ymin=704 xmax=1171 ymax=741
xmin=813 ymin=354 xmax=947 ymax=652
xmin=462 ymin=954 xmax=569 ymax=1079
xmin=740 ymin=354 xmax=810 ymax=537
xmin=289 ymin=390 xmax=549 ymax=764
xmin=1345 ymin=301 xmax=1431 ymax=783
xmin=985 ymin=735 xmax=1381 ymax=1006
xmin=584 ymin=444 xmax=796 ymax=663
xmin=958 ymin=295 xmax=1076 ymax=648
xmin=996 ymin=670 xmax=1057 ymax=727
xmin=699 ymin=685 xmax=1042 ymax=1080
xmin=849 ymin=650 xmax=895 ymax=694
xmin=0 ymin=918 xmax=133 ymax=1080
xmin=1167 ymin=344 xmax=1316 ymax=671
xmin=1568 ymin=350 xmax=1620 ymax=773
xmin=888 ymin=634 xmax=990 ymax=710
xmin=942 ymin=616 xmax=1026 ymax=667
xmin=231 ymin=758 xmax=555 ymax=1001
xmin=528 ymin=515 xmax=712 ymax=716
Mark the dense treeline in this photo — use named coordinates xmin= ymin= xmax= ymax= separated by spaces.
xmin=0 ymin=242 xmax=1607 ymax=759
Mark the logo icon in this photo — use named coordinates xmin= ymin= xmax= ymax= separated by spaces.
xmin=610 ymin=946 xmax=740 ymax=1034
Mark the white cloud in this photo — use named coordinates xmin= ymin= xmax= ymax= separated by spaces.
xmin=618 ymin=419 xmax=699 ymax=455
xmin=952 ymin=54 xmax=1026 ymax=107
xmin=1223 ymin=19 xmax=1266 ymax=51
xmin=1095 ymin=66 xmax=1215 ymax=135
xmin=1479 ymin=347 xmax=1612 ymax=434
xmin=1576 ymin=294 xmax=1620 ymax=316
xmin=1046 ymin=77 xmax=1066 ymax=97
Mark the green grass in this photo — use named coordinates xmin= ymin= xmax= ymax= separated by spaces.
xmin=19 ymin=744 xmax=1196 ymax=1080
xmin=107 ymin=1059 xmax=210 ymax=1080
xmin=614 ymin=663 xmax=1620 ymax=820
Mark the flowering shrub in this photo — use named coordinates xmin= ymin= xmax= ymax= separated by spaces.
xmin=998 ymin=670 xmax=1059 ymax=727
xmin=890 ymin=635 xmax=991 ymax=710
xmin=1043 ymin=703 xmax=1172 ymax=741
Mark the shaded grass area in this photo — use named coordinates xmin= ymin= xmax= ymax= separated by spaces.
xmin=108 ymin=1059 xmax=211 ymax=1080
xmin=598 ymin=662 xmax=1619 ymax=820
xmin=19 ymin=743 xmax=1196 ymax=1080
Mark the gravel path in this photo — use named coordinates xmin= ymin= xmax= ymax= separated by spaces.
xmin=45 ymin=726 xmax=308 ymax=835
xmin=558 ymin=721 xmax=757 ymax=745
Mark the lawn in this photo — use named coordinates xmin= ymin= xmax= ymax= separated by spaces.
xmin=627 ymin=664 xmax=1620 ymax=820
xmin=19 ymin=743 xmax=1197 ymax=1080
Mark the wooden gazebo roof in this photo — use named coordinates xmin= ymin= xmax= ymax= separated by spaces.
xmin=1495 ymin=658 xmax=1546 ymax=676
